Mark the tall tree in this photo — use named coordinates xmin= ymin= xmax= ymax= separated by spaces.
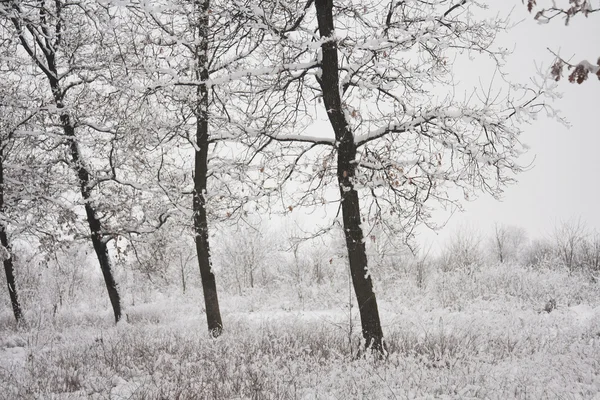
xmin=0 ymin=1 xmax=165 ymax=322
xmin=0 ymin=34 xmax=63 ymax=324
xmin=126 ymin=0 xmax=267 ymax=335
xmin=243 ymin=0 xmax=555 ymax=353
xmin=0 ymin=82 xmax=29 ymax=325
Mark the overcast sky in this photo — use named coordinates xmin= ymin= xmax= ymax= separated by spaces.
xmin=417 ymin=2 xmax=600 ymax=251
xmin=285 ymin=2 xmax=599 ymax=253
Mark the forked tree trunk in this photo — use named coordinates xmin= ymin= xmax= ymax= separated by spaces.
xmin=193 ymin=0 xmax=223 ymax=337
xmin=0 ymin=147 xmax=24 ymax=324
xmin=314 ymin=0 xmax=385 ymax=354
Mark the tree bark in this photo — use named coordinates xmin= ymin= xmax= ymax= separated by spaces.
xmin=62 ymin=113 xmax=122 ymax=323
xmin=314 ymin=0 xmax=385 ymax=354
xmin=0 ymin=146 xmax=24 ymax=324
xmin=193 ymin=0 xmax=223 ymax=337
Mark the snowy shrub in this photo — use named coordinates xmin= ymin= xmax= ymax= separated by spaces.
xmin=523 ymin=238 xmax=558 ymax=269
xmin=438 ymin=225 xmax=484 ymax=273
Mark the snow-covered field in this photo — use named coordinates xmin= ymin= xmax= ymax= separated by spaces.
xmin=1 ymin=263 xmax=599 ymax=399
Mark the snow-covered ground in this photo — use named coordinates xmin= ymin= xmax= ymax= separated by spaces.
xmin=1 ymin=263 xmax=599 ymax=399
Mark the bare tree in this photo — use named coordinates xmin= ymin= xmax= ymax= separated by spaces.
xmin=442 ymin=224 xmax=483 ymax=272
xmin=0 ymin=35 xmax=63 ymax=324
xmin=490 ymin=223 xmax=528 ymax=264
xmin=0 ymin=78 xmax=30 ymax=324
xmin=240 ymin=0 xmax=554 ymax=354
xmin=554 ymin=219 xmax=587 ymax=273
xmin=580 ymin=231 xmax=600 ymax=274
xmin=1 ymin=0 xmax=127 ymax=321
xmin=0 ymin=1 xmax=168 ymax=322
xmin=124 ymin=0 xmax=272 ymax=336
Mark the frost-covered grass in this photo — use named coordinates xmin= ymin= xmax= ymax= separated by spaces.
xmin=1 ymin=263 xmax=600 ymax=399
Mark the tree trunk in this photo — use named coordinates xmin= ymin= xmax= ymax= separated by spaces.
xmin=0 ymin=146 xmax=24 ymax=324
xmin=314 ymin=0 xmax=385 ymax=354
xmin=66 ymin=116 xmax=122 ymax=323
xmin=56 ymin=96 xmax=122 ymax=323
xmin=193 ymin=0 xmax=223 ymax=337
xmin=180 ymin=256 xmax=187 ymax=294
xmin=10 ymin=0 xmax=122 ymax=324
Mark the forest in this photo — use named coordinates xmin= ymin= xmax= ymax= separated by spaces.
xmin=1 ymin=0 xmax=599 ymax=398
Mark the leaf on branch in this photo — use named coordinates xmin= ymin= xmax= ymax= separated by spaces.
xmin=527 ymin=0 xmax=536 ymax=13
xmin=550 ymin=59 xmax=564 ymax=81
xmin=288 ymin=205 xmax=293 ymax=212
xmin=568 ymin=64 xmax=589 ymax=84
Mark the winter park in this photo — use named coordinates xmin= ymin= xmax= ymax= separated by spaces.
xmin=1 ymin=0 xmax=599 ymax=398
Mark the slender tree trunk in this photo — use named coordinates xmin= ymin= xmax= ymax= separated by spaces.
xmin=193 ymin=0 xmax=223 ymax=337
xmin=62 ymin=113 xmax=122 ymax=323
xmin=180 ymin=255 xmax=187 ymax=294
xmin=10 ymin=0 xmax=122 ymax=323
xmin=10 ymin=9 xmax=122 ymax=323
xmin=314 ymin=0 xmax=385 ymax=354
xmin=0 ymin=146 xmax=24 ymax=324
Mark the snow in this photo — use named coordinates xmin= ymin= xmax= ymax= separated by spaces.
xmin=1 ymin=262 xmax=599 ymax=398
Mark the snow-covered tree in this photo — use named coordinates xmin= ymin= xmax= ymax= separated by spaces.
xmin=0 ymin=0 xmax=169 ymax=323
xmin=241 ymin=0 xmax=555 ymax=353
xmin=122 ymin=0 xmax=273 ymax=336
xmin=490 ymin=223 xmax=528 ymax=264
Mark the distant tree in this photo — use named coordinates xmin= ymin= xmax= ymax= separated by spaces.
xmin=442 ymin=225 xmax=483 ymax=272
xmin=245 ymin=0 xmax=553 ymax=354
xmin=214 ymin=224 xmax=272 ymax=293
xmin=524 ymin=0 xmax=600 ymax=83
xmin=554 ymin=219 xmax=587 ymax=273
xmin=580 ymin=230 xmax=600 ymax=274
xmin=523 ymin=238 xmax=556 ymax=268
xmin=490 ymin=223 xmax=528 ymax=264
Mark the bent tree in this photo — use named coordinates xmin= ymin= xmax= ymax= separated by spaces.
xmin=1 ymin=1 xmax=127 ymax=322
xmin=246 ymin=0 xmax=554 ymax=353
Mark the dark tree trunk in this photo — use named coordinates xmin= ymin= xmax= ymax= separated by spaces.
xmin=180 ymin=257 xmax=187 ymax=294
xmin=0 ymin=146 xmax=24 ymax=324
xmin=193 ymin=0 xmax=223 ymax=337
xmin=314 ymin=0 xmax=385 ymax=354
xmin=10 ymin=3 xmax=122 ymax=323
xmin=63 ymin=114 xmax=122 ymax=323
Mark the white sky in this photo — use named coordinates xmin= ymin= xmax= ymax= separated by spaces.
xmin=417 ymin=2 xmax=600 ymax=251
xmin=281 ymin=2 xmax=599 ymax=253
